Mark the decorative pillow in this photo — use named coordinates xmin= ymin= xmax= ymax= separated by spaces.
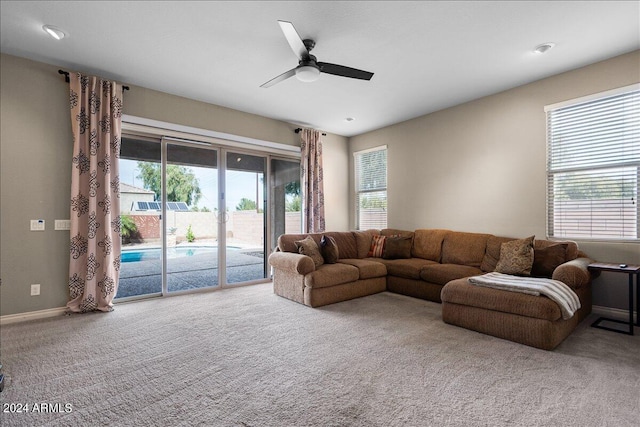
xmin=531 ymin=243 xmax=568 ymax=278
xmin=295 ymin=236 xmax=324 ymax=268
xmin=320 ymin=235 xmax=339 ymax=264
xmin=383 ymin=236 xmax=413 ymax=259
xmin=495 ymin=235 xmax=535 ymax=276
xmin=367 ymin=235 xmax=387 ymax=258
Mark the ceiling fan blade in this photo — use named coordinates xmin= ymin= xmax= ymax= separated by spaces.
xmin=260 ymin=67 xmax=297 ymax=88
xmin=317 ymin=62 xmax=374 ymax=81
xmin=278 ymin=20 xmax=308 ymax=60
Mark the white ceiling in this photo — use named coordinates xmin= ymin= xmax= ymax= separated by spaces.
xmin=1 ymin=1 xmax=639 ymax=137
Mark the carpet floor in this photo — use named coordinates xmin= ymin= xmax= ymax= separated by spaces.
xmin=1 ymin=284 xmax=638 ymax=427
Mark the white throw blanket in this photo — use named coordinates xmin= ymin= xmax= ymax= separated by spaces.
xmin=468 ymin=272 xmax=581 ymax=320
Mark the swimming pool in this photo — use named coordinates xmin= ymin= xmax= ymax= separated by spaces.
xmin=121 ymin=246 xmax=233 ymax=263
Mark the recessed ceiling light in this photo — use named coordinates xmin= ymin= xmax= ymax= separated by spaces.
xmin=533 ymin=42 xmax=555 ymax=54
xmin=42 ymin=25 xmax=66 ymax=40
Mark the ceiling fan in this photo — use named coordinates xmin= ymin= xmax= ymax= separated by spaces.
xmin=260 ymin=20 xmax=374 ymax=88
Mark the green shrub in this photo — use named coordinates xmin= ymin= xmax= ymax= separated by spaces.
xmin=186 ymin=224 xmax=195 ymax=243
xmin=121 ymin=214 xmax=137 ymax=240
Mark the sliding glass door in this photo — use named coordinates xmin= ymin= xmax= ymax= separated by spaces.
xmin=166 ymin=142 xmax=219 ymax=293
xmin=270 ymin=158 xmax=302 ymax=249
xmin=116 ymin=136 xmax=296 ymax=300
xmin=118 ymin=136 xmax=163 ymax=299
xmin=224 ymin=151 xmax=268 ymax=284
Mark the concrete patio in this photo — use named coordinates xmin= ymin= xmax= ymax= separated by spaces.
xmin=116 ymin=245 xmax=267 ymax=299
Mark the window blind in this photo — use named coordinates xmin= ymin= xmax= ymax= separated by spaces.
xmin=354 ymin=146 xmax=387 ymax=230
xmin=546 ymin=86 xmax=640 ymax=240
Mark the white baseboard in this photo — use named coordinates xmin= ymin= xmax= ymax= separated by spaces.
xmin=592 ymin=305 xmax=637 ymax=323
xmin=0 ymin=307 xmax=67 ymax=325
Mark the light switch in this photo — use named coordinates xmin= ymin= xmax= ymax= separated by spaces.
xmin=30 ymin=219 xmax=45 ymax=231
xmin=55 ymin=219 xmax=71 ymax=230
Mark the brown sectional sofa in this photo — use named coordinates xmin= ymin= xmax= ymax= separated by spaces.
xmin=268 ymin=228 xmax=593 ymax=350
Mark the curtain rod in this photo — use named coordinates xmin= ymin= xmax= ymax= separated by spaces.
xmin=294 ymin=127 xmax=326 ymax=136
xmin=58 ymin=69 xmax=130 ymax=91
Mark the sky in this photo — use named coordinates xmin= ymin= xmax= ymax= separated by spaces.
xmin=119 ymin=159 xmax=264 ymax=212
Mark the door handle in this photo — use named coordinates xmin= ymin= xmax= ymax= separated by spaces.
xmin=215 ymin=211 xmax=229 ymax=224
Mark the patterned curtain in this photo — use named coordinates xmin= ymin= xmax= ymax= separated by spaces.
xmin=66 ymin=73 xmax=123 ymax=313
xmin=300 ymin=128 xmax=325 ymax=233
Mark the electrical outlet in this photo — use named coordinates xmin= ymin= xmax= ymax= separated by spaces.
xmin=55 ymin=219 xmax=71 ymax=230
xmin=30 ymin=284 xmax=41 ymax=296
xmin=30 ymin=219 xmax=45 ymax=231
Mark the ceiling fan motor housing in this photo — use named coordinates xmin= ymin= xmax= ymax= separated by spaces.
xmin=299 ymin=54 xmax=319 ymax=68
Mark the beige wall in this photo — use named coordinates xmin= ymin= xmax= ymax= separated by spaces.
xmin=350 ymin=50 xmax=640 ymax=310
xmin=0 ymin=53 xmax=349 ymax=316
xmin=321 ymin=133 xmax=350 ymax=232
xmin=2 ymin=50 xmax=637 ymax=317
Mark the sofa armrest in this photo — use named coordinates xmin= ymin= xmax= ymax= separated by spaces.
xmin=268 ymin=251 xmax=316 ymax=275
xmin=552 ymin=257 xmax=593 ymax=290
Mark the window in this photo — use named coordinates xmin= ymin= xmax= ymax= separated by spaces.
xmin=545 ymin=85 xmax=639 ymax=240
xmin=354 ymin=146 xmax=387 ymax=229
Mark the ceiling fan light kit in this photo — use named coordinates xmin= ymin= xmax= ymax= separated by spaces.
xmin=261 ymin=20 xmax=374 ymax=88
xmin=295 ymin=65 xmax=320 ymax=82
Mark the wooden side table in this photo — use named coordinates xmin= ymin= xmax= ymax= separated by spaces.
xmin=588 ymin=263 xmax=639 ymax=335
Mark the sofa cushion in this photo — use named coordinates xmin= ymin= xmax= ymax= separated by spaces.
xmin=320 ymin=235 xmax=339 ymax=264
xmin=295 ymin=236 xmax=324 ymax=268
xmin=383 ymin=236 xmax=413 ymax=259
xmin=338 ymin=259 xmax=387 ymax=280
xmin=381 ymin=228 xmax=415 ymax=239
xmin=412 ymin=229 xmax=450 ymax=261
xmin=354 ymin=229 xmax=380 ymax=259
xmin=420 ymin=264 xmax=484 ymax=285
xmin=279 ymin=232 xmax=358 ymax=259
xmin=531 ymin=243 xmax=568 ymax=278
xmin=323 ymin=232 xmax=358 ymax=259
xmin=441 ymin=278 xmax=562 ymax=321
xmin=368 ymin=235 xmax=387 ymax=257
xmin=482 ymin=236 xmax=579 ymax=273
xmin=495 ymin=235 xmax=535 ymax=276
xmin=279 ymin=233 xmax=311 ymax=253
xmin=480 ymin=236 xmax=515 ymax=272
xmin=304 ymin=263 xmax=360 ymax=289
xmin=374 ymin=257 xmax=437 ymax=279
xmin=535 ymin=239 xmax=579 ymax=262
xmin=441 ymin=231 xmax=491 ymax=267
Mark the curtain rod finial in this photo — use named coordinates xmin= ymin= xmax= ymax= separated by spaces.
xmin=58 ymin=69 xmax=70 ymax=83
